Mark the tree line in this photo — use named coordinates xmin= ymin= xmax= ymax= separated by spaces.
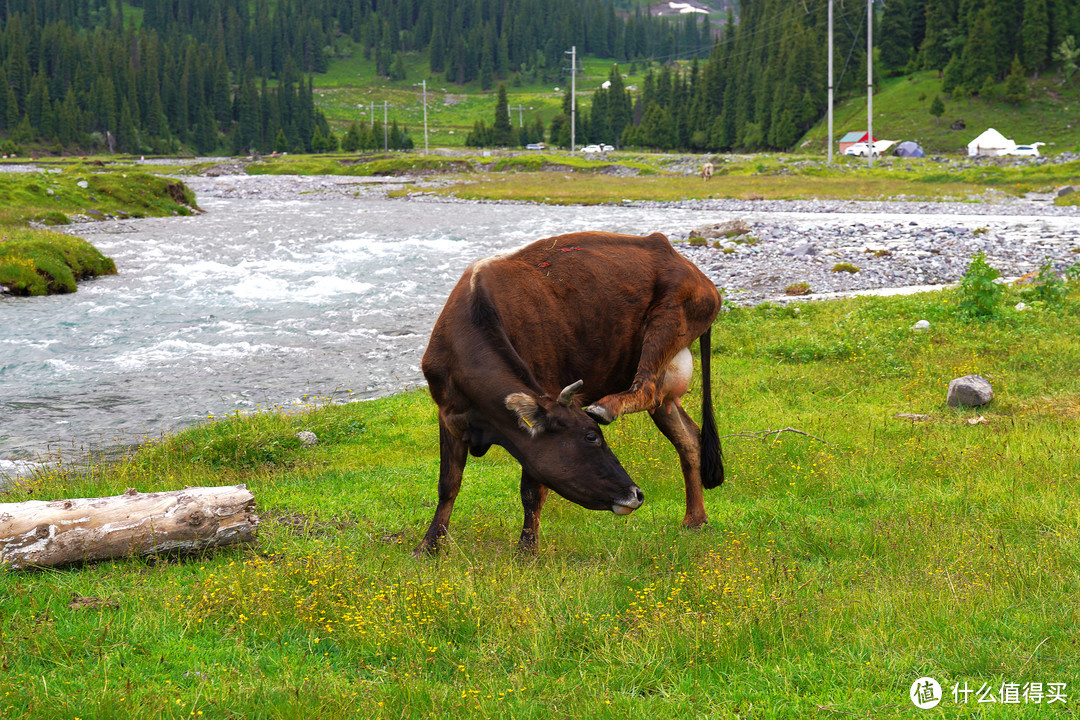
xmin=0 ymin=0 xmax=709 ymax=155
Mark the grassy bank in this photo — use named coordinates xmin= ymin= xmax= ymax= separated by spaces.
xmin=0 ymin=168 xmax=198 ymax=296
xmin=0 ymin=228 xmax=116 ymax=295
xmin=3 ymin=282 xmax=1078 ymax=718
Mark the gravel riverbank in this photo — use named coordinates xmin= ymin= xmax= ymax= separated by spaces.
xmin=183 ymin=173 xmax=1080 ymax=306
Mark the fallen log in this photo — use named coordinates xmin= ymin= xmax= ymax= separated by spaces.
xmin=0 ymin=485 xmax=258 ymax=569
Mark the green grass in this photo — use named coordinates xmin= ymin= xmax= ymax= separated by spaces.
xmin=3 ymin=285 xmax=1078 ymax=718
xmin=314 ymin=50 xmax=654 ymax=145
xmin=0 ymin=227 xmax=117 ymax=295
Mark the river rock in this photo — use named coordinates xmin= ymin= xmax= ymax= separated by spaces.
xmin=947 ymin=375 xmax=993 ymax=408
xmin=784 ymin=242 xmax=817 ymax=258
xmin=1057 ymin=185 xmax=1076 ymax=198
xmin=296 ymin=431 xmax=318 ymax=446
xmin=689 ymin=219 xmax=750 ymax=239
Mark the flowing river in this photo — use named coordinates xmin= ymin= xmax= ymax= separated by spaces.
xmin=0 ymin=193 xmax=754 ymax=470
xmin=2 ymin=181 xmax=1077 ymax=474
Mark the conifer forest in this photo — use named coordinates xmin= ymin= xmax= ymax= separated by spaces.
xmin=0 ymin=0 xmax=1078 ymax=156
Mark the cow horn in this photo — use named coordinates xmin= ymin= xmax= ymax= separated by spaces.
xmin=558 ymin=380 xmax=584 ymax=406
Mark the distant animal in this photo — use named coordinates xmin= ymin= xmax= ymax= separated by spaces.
xmin=415 ymin=231 xmax=723 ymax=556
xmin=700 ymin=162 xmax=714 ymax=181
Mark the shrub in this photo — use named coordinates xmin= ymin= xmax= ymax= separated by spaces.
xmin=784 ymin=282 xmax=811 ymax=296
xmin=957 ymin=251 xmax=1004 ymax=318
xmin=1021 ymin=260 xmax=1068 ymax=305
xmin=832 ymin=263 xmax=859 ymax=274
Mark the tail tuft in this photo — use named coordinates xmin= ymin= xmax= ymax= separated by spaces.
xmin=699 ymin=328 xmax=724 ymax=489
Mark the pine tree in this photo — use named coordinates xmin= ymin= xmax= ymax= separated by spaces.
xmin=1003 ymin=55 xmax=1029 ymax=104
xmin=1052 ymin=35 xmax=1079 ymax=82
xmin=1022 ymin=0 xmax=1051 ymax=72
xmin=342 ymin=122 xmax=362 ymax=152
xmin=929 ymin=94 xmax=946 ymax=121
xmin=390 ymin=53 xmax=407 ymax=81
xmin=918 ymin=0 xmax=958 ymax=73
xmin=960 ymin=9 xmax=1001 ymax=91
xmin=879 ymin=0 xmax=916 ymax=73
xmin=492 ymin=84 xmax=513 ymax=146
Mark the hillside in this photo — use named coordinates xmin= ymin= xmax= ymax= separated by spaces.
xmin=799 ymin=70 xmax=1080 ymax=156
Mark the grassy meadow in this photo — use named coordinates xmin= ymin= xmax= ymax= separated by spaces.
xmin=314 ymin=49 xmax=626 ymax=145
xmin=3 ymin=283 xmax=1078 ymax=718
xmin=800 ymin=70 xmax=1080 ymax=156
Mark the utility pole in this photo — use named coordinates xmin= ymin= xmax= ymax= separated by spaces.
xmin=421 ymin=80 xmax=429 ymax=153
xmin=509 ymin=103 xmax=525 ymax=127
xmin=867 ymin=0 xmax=873 ymax=168
xmin=565 ymin=46 xmax=576 ymax=152
xmin=371 ymin=101 xmax=391 ymax=149
xmin=827 ymin=0 xmax=834 ymax=164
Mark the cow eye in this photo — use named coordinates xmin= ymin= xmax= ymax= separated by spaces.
xmin=585 ymin=431 xmax=600 ymax=445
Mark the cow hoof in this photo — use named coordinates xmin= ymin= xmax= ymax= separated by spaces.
xmin=412 ymin=542 xmax=439 ymax=558
xmin=682 ymin=515 xmax=708 ymax=530
xmin=515 ymin=538 xmax=539 ymax=556
xmin=584 ymin=404 xmax=615 ymax=425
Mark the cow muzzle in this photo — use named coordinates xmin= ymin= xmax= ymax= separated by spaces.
xmin=612 ymin=486 xmax=645 ymax=515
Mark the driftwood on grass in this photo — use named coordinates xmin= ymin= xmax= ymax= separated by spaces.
xmin=0 ymin=485 xmax=258 ymax=569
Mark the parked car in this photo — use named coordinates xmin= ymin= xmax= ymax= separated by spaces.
xmin=580 ymin=144 xmax=603 ymax=153
xmin=525 ymin=143 xmax=547 ymax=150
xmin=601 ymin=144 xmax=614 ymax=152
xmin=1006 ymin=143 xmax=1042 ymax=157
xmin=843 ymin=142 xmax=877 ymax=157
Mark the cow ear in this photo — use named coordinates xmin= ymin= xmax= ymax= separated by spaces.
xmin=505 ymin=393 xmax=547 ymax=436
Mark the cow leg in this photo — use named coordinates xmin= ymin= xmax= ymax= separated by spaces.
xmin=414 ymin=421 xmax=468 ymax=557
xmin=650 ymin=403 xmax=708 ymax=529
xmin=517 ymin=471 xmax=549 ymax=554
xmin=586 ymin=321 xmax=694 ymax=424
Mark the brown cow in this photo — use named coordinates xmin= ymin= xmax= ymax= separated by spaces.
xmin=415 ymin=231 xmax=723 ymax=556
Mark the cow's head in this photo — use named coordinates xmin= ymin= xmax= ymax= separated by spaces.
xmin=504 ymin=380 xmax=644 ymax=515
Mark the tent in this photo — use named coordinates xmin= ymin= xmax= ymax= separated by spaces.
xmin=967 ymin=128 xmax=1015 ymax=157
xmin=894 ymin=141 xmax=926 ymax=158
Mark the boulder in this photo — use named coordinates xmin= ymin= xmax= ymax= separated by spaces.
xmin=784 ymin=242 xmax=817 ymax=258
xmin=296 ymin=431 xmax=318 ymax=446
xmin=689 ymin=220 xmax=750 ymax=239
xmin=1056 ymin=185 xmax=1076 ymax=198
xmin=947 ymin=375 xmax=993 ymax=408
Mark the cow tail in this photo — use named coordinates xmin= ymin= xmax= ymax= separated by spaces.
xmin=699 ymin=327 xmax=724 ymax=489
